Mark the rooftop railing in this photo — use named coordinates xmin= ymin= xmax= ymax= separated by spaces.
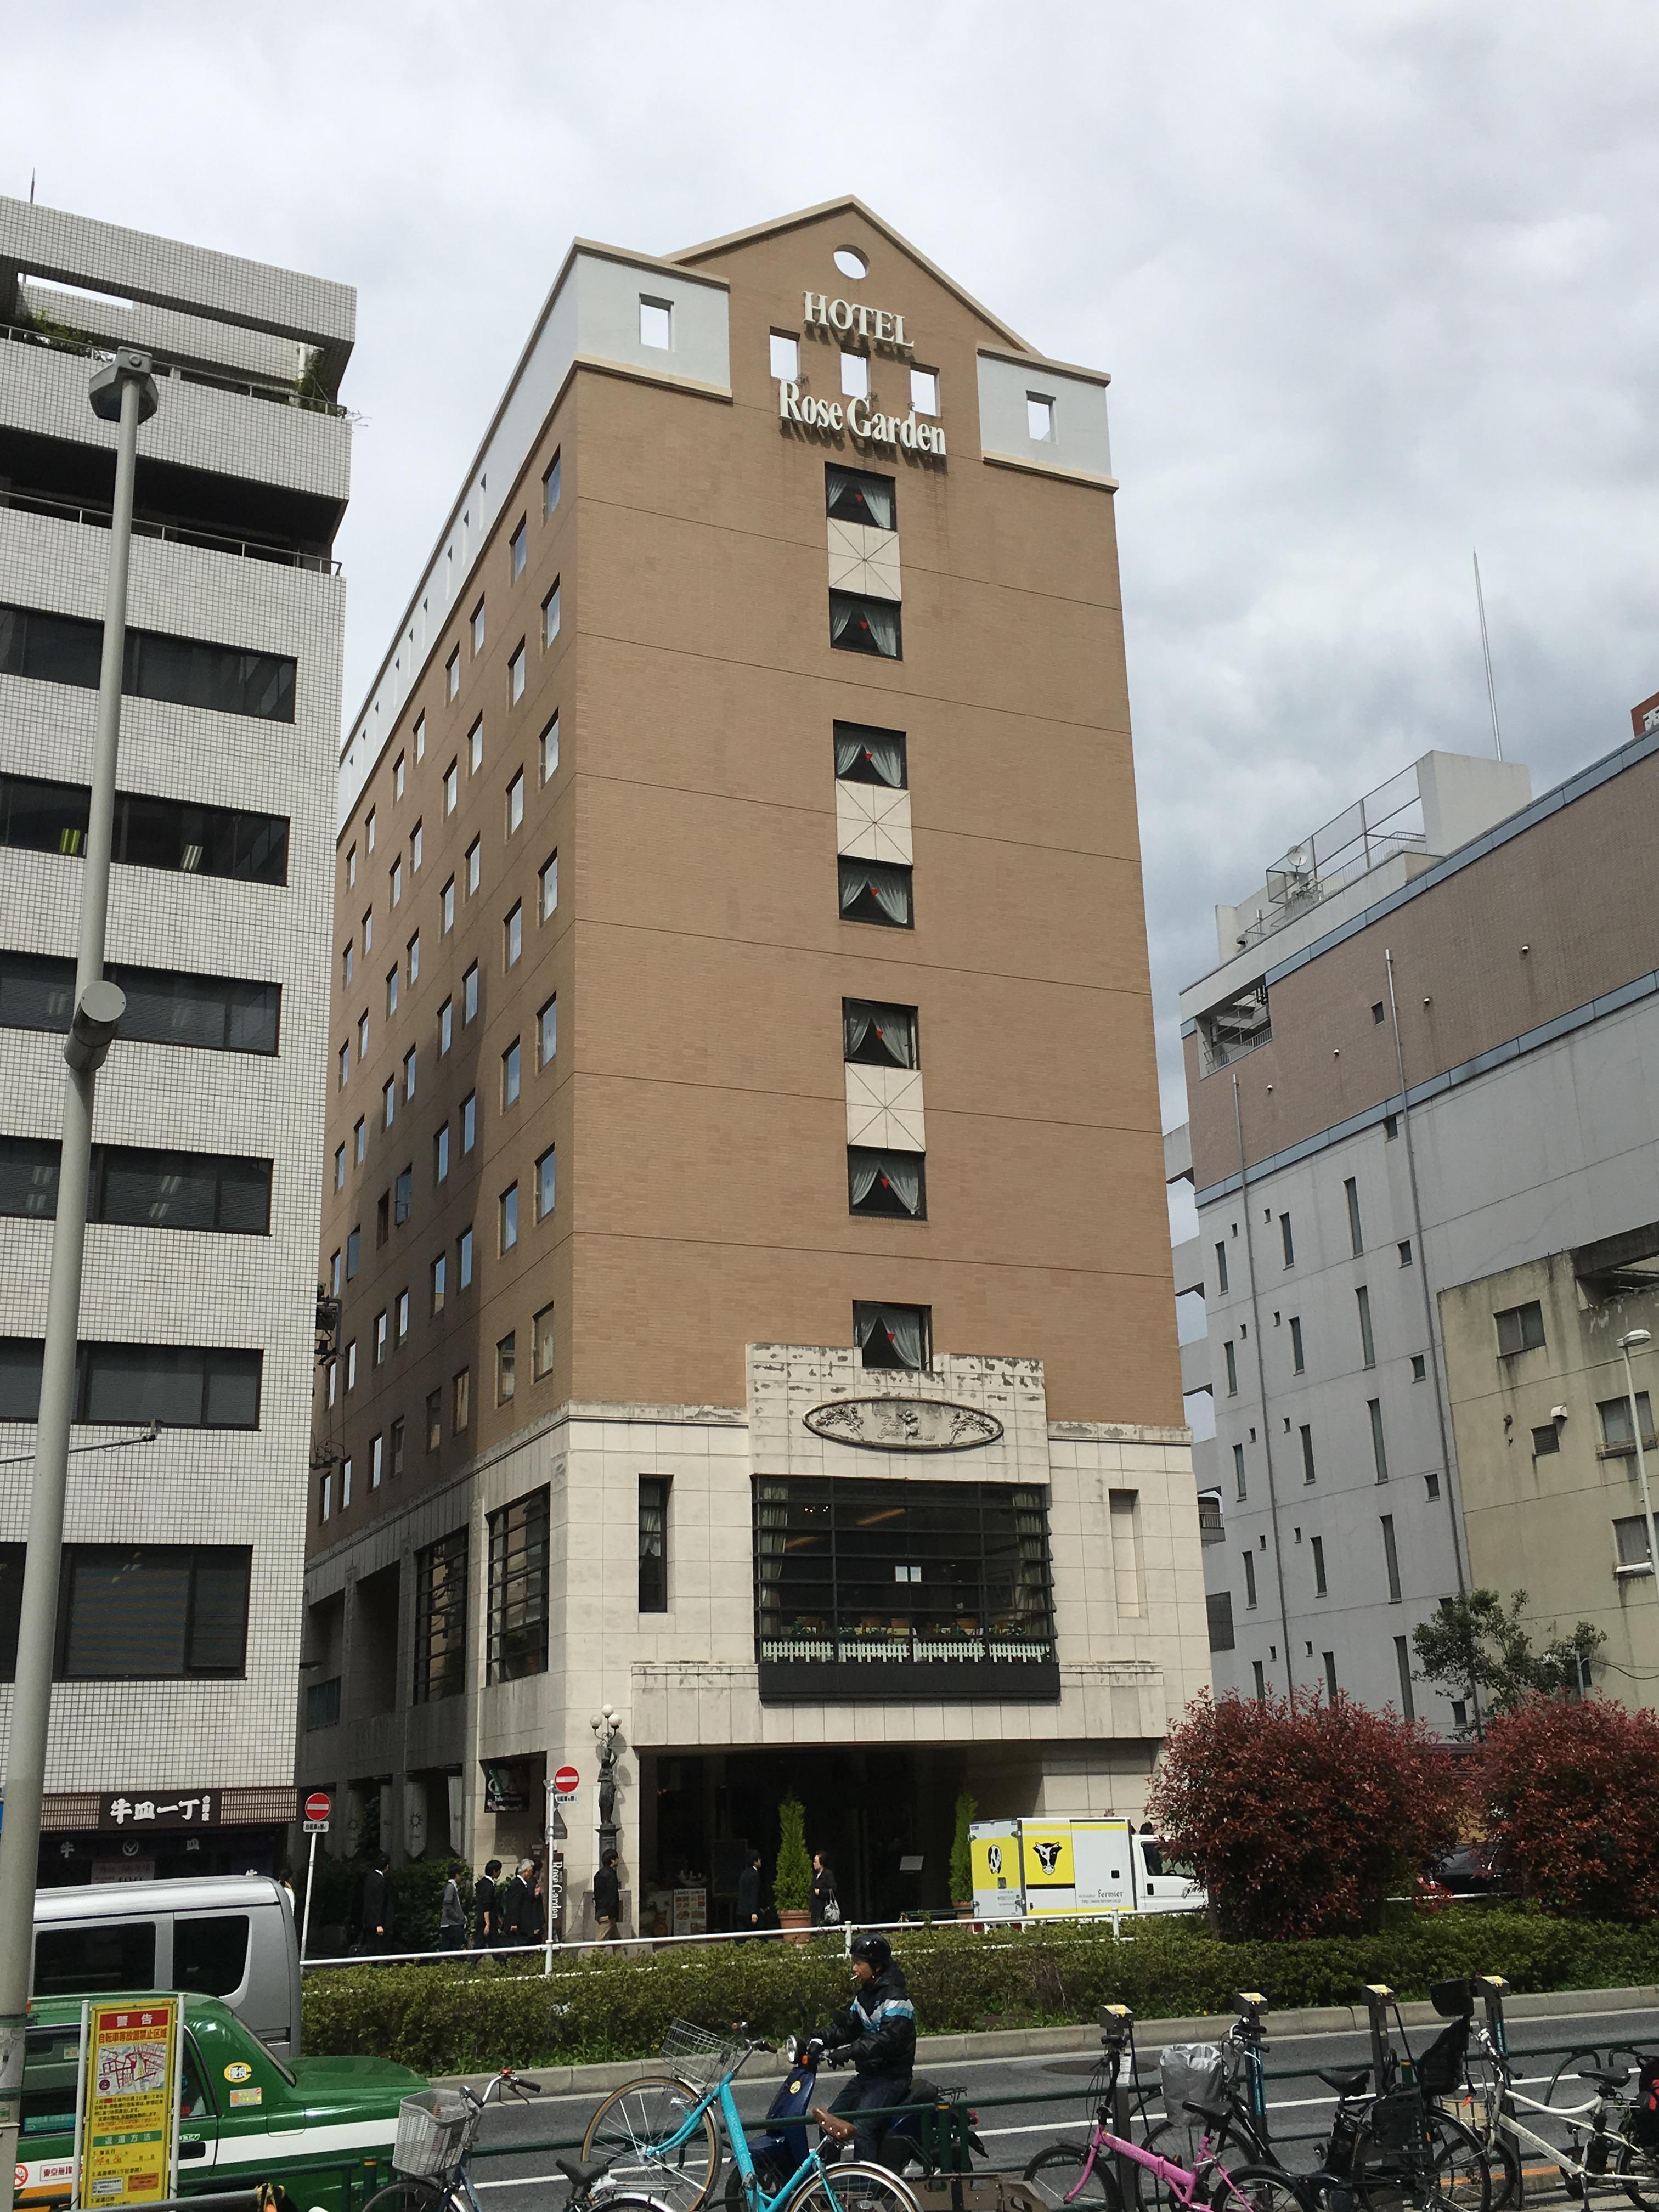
xmin=0 ymin=486 xmax=341 ymax=574
xmin=1 ymin=317 xmax=348 ymax=418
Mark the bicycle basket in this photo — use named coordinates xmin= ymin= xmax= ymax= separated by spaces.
xmin=394 ymin=2089 xmax=478 ymax=2180
xmin=661 ymin=2018 xmax=744 ymax=2086
xmin=1631 ymin=2058 xmax=1659 ymax=2150
xmin=1369 ymin=2089 xmax=1429 ymax=2157
xmin=1417 ymin=2018 xmax=1471 ymax=2097
xmin=1159 ymin=2044 xmax=1228 ymax=2129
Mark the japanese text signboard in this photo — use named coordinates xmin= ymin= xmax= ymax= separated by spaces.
xmin=97 ymin=1795 xmax=217 ymax=1832
xmin=74 ymin=1999 xmax=181 ymax=2208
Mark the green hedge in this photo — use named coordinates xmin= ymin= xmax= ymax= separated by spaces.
xmin=300 ymin=1909 xmax=1659 ymax=2076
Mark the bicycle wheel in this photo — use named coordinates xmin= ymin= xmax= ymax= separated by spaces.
xmin=362 ymin=2185 xmax=453 ymax=2212
xmin=1222 ymin=2166 xmax=1314 ymax=2212
xmin=783 ymin=2158 xmax=922 ymax=2212
xmin=582 ymin=2075 xmax=721 ymax=2212
xmin=1353 ymin=2109 xmax=1490 ymax=2212
xmin=1023 ymin=2140 xmax=1122 ymax=2210
xmin=1617 ymin=2129 xmax=1659 ymax=2212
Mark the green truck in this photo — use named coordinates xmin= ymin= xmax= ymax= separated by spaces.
xmin=20 ymin=1993 xmax=425 ymax=2212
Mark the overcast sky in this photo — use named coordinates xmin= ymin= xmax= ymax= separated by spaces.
xmin=14 ymin=1 xmax=1658 ymax=1130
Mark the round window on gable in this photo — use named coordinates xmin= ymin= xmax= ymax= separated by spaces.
xmin=833 ymin=246 xmax=868 ymax=280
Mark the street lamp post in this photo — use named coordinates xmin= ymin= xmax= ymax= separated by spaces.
xmin=0 ymin=349 xmax=157 ymax=2212
xmin=1618 ymin=1330 xmax=1658 ymax=1589
xmin=590 ymin=1705 xmax=622 ymax=1863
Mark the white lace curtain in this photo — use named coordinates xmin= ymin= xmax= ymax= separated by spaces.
xmin=843 ymin=1002 xmax=915 ymax=1065
xmin=839 ymin=862 xmax=911 ymax=926
xmin=831 ymin=594 xmax=900 ymax=658
xmin=828 ymin=469 xmax=895 ymax=529
xmin=855 ymin=1302 xmax=927 ymax=1368
xmin=834 ymin=728 xmax=905 ymax=786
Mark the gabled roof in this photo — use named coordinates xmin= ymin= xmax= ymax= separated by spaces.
xmin=672 ymin=194 xmax=1032 ymax=354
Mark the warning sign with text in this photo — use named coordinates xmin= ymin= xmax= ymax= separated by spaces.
xmin=76 ymin=1999 xmax=181 ymax=2208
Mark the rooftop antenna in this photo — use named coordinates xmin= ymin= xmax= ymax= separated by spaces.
xmin=29 ymin=170 xmax=36 ymax=204
xmin=1472 ymin=548 xmax=1504 ymax=761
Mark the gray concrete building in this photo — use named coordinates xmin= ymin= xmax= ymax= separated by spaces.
xmin=0 ymin=198 xmax=353 ymax=1878
xmin=1170 ymin=714 xmax=1659 ymax=1724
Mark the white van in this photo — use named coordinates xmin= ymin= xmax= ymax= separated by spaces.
xmin=32 ymin=1875 xmax=302 ymax=2056
xmin=970 ymin=1817 xmax=1206 ymax=1921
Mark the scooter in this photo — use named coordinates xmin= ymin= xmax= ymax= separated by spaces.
xmin=732 ymin=2034 xmax=984 ymax=2188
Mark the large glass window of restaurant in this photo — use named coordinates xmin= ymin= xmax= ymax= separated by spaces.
xmin=413 ymin=1528 xmax=468 ymax=1703
xmin=487 ymin=1488 xmax=549 ymax=1682
xmin=0 ymin=772 xmax=289 ymax=885
xmin=753 ymin=1478 xmax=1054 ymax=1669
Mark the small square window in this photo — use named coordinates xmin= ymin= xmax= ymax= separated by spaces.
xmin=461 ymin=1092 xmax=477 ymax=1153
xmin=439 ymin=998 xmax=453 ymax=1054
xmin=840 ymin=351 xmax=869 ymax=400
xmin=411 ymin=821 xmax=423 ymax=871
xmin=445 ymin=649 xmax=460 ymax=701
xmin=1615 ymin=1515 xmax=1654 ymax=1568
xmin=540 ymin=850 xmax=558 ymax=921
xmin=834 ymin=720 xmax=907 ymax=787
xmin=540 ymin=714 xmax=560 ymax=782
xmin=536 ymin=1144 xmax=555 ymax=1219
xmin=853 ymin=1300 xmax=931 ymax=1371
xmin=414 ymin=713 xmax=426 ymax=761
xmin=770 ymin=331 xmax=799 ymax=381
xmin=458 ymin=1226 xmax=473 ymax=1289
xmin=509 ymin=643 xmax=526 ymax=704
xmin=441 ymin=876 xmax=455 ymax=933
xmin=471 ymin=600 xmax=486 ymax=655
xmin=543 ymin=581 xmax=561 ymax=646
xmin=533 ymin=1302 xmax=555 ymax=1381
xmin=464 ymin=964 xmax=478 ymax=1023
xmin=435 ymin=1123 xmax=450 ymax=1182
xmin=466 ymin=838 xmax=481 ymax=895
xmin=500 ymin=1183 xmax=518 ymax=1252
xmin=1496 ymin=1300 xmax=1546 ymax=1357
xmin=910 ymin=366 xmax=939 ymax=415
xmin=1372 ymin=1001 xmax=1386 ymax=1024
xmin=1383 ymin=1113 xmax=1400 ymax=1139
xmin=838 ymin=856 xmax=913 ymax=928
xmin=1412 ymin=1352 xmax=1427 ymax=1381
xmin=1532 ymin=1423 xmax=1561 ymax=1456
xmin=503 ymin=1039 xmax=521 ymax=1104
xmin=538 ymin=994 xmax=557 ymax=1067
xmin=496 ymin=1331 xmax=517 ymax=1403
xmin=453 ymin=1367 xmax=471 ymax=1431
xmin=504 ymin=904 xmax=522 ymax=969
xmin=510 ymin=518 xmax=527 ymax=579
xmin=639 ymin=296 xmax=672 ymax=349
xmin=1026 ymin=392 xmax=1056 ymax=442
xmin=426 ymin=1389 xmax=441 ymax=1452
xmin=431 ymin=1251 xmax=447 ymax=1315
xmin=830 ymin=590 xmax=901 ymax=657
xmin=543 ymin=450 xmax=561 ymax=515
xmin=507 ymin=771 xmax=524 ymax=833
xmin=469 ymin=718 xmax=483 ymax=773
xmin=393 ymin=753 xmax=405 ymax=800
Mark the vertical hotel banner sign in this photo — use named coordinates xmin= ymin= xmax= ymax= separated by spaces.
xmin=72 ymin=1999 xmax=181 ymax=2208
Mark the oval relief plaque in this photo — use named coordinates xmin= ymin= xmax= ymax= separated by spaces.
xmin=803 ymin=1397 xmax=1003 ymax=1453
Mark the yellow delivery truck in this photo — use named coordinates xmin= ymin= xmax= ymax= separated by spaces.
xmin=969 ymin=1817 xmax=1205 ymax=1921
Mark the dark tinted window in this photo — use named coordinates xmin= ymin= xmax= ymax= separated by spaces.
xmin=0 ymin=773 xmax=289 ymax=887
xmin=55 ymin=1545 xmax=251 ymax=1678
xmin=838 ymin=859 xmax=913 ymax=929
xmin=0 ymin=952 xmax=279 ymax=1055
xmin=32 ymin=1920 xmax=157 ymax=1997
xmin=828 ymin=590 xmax=901 ymax=658
xmin=0 ymin=1138 xmax=272 ymax=1233
xmin=826 ymin=466 xmax=895 ymax=529
xmin=0 ymin=1544 xmax=22 ymax=1680
xmin=173 ymin=1915 xmax=249 ymax=1997
xmin=0 ymin=1341 xmax=262 ymax=1429
xmin=413 ymin=1529 xmax=468 ymax=1703
xmin=487 ymin=1489 xmax=549 ymax=1683
xmin=833 ymin=722 xmax=906 ymax=788
xmin=0 ymin=603 xmax=296 ymax=723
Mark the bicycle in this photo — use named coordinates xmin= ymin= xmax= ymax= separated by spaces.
xmin=581 ymin=2019 xmax=922 ymax=2212
xmin=363 ymin=2069 xmax=667 ymax=2212
xmin=1021 ymin=2002 xmax=1310 ymax=2212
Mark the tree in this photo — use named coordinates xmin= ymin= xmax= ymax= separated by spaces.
xmin=774 ymin=1796 xmax=811 ymax=1915
xmin=1146 ymin=1689 xmax=1464 ymax=1940
xmin=949 ymin=1791 xmax=977 ymax=1906
xmin=1475 ymin=1695 xmax=1659 ymax=1921
xmin=1412 ymin=1588 xmax=1606 ymax=1732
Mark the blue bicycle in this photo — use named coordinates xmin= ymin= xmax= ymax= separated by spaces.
xmin=581 ymin=2021 xmax=922 ymax=2212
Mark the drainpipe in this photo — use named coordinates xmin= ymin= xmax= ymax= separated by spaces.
xmin=1232 ymin=1075 xmax=1296 ymax=1697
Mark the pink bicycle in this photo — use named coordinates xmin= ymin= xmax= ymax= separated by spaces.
xmin=1024 ymin=2007 xmax=1310 ymax=2212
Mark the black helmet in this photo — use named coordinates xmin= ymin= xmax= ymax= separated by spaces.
xmin=850 ymin=1933 xmax=891 ymax=1971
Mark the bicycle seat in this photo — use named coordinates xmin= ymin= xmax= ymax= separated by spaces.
xmin=1579 ymin=2068 xmax=1632 ymax=2095
xmin=1319 ymin=2068 xmax=1371 ymax=2097
xmin=556 ymin=2157 xmax=614 ymax=2191
xmin=1183 ymin=2100 xmax=1231 ymax=2131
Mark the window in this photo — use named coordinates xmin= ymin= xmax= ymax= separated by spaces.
xmin=538 ymin=994 xmax=557 ymax=1067
xmin=1412 ymin=1353 xmax=1427 ymax=1382
xmin=536 ymin=1146 xmax=556 ymax=1220
xmin=0 ymin=951 xmax=279 ymax=1056
xmin=1368 ymin=1397 xmax=1389 ymax=1481
xmin=540 ymin=714 xmax=559 ymax=782
xmin=426 ymin=1390 xmax=442 ymax=1452
xmin=394 ymin=1165 xmax=413 ymax=1225
xmin=1243 ymin=1550 xmax=1258 ymax=1609
xmin=466 ymin=838 xmax=481 ymax=895
xmin=1399 ymin=1239 xmax=1413 ymax=1266
xmin=414 ymin=712 xmax=426 ymax=760
xmin=471 ymin=601 xmax=486 ymax=656
xmin=834 ymin=721 xmax=906 ymax=786
xmin=443 ymin=760 xmax=458 ymax=814
xmin=413 ymin=1528 xmax=468 ymax=1703
xmin=843 ymin=999 xmax=918 ymax=1067
xmin=487 ymin=1487 xmax=549 ymax=1680
xmin=445 ymin=648 xmax=459 ymax=701
xmin=1384 ymin=1113 xmax=1400 ymax=1139
xmin=1323 ymin=1650 xmax=1338 ymax=1701
xmin=390 ymin=856 xmax=403 ymax=907
xmin=500 ymin=1038 xmax=520 ymax=1105
xmin=374 ymin=1310 xmax=388 ymax=1365
xmin=900 ymin=364 xmax=936 ymax=415
xmin=453 ymin=1365 xmax=471 ymax=1431
xmin=0 ymin=1341 xmax=261 ymax=1430
xmin=1345 ymin=1177 xmax=1364 ymax=1255
xmin=342 ymin=941 xmax=353 ymax=988
xmin=1207 ymin=1589 xmax=1235 ymax=1653
xmin=504 ymin=770 xmax=526 ymax=837
xmin=1312 ymin=1533 xmax=1328 ymax=1596
xmin=411 ymin=821 xmax=422 ymax=871
xmin=1279 ymin=1212 xmax=1295 ymax=1267
xmin=496 ymin=1330 xmax=516 ymax=1402
xmin=1233 ymin=1442 xmax=1246 ymax=1500
xmin=330 ymin=1249 xmax=342 ymax=1297
xmin=853 ymin=1300 xmax=930 ymax=1371
xmin=500 ymin=1184 xmax=519 ymax=1250
xmin=346 ymin=846 xmax=357 ymax=888
xmin=382 ymin=1075 xmax=396 ymax=1128
xmin=848 ymin=1148 xmax=926 ymax=1218
xmin=441 ymin=876 xmax=455 ymax=935
xmin=1615 ymin=1515 xmax=1654 ymax=1570
xmin=639 ymin=1477 xmax=669 ymax=1612
xmin=1223 ymin=1340 xmax=1238 ymax=1395
xmin=1290 ymin=1315 xmax=1305 ymax=1373
xmin=1252 ymin=1659 xmax=1267 ymax=1701
xmin=366 ymin=809 xmax=376 ymax=854
xmin=508 ymin=643 xmax=525 ymax=704
xmin=770 ymin=331 xmax=799 ymax=380
xmin=543 ymin=450 xmax=561 ymax=516
xmin=338 ymin=1042 xmax=350 ymax=1088
xmin=386 ymin=967 xmax=399 ymax=1017
xmin=470 ymin=719 xmax=483 ymax=773
xmin=1598 ymin=1392 xmax=1655 ymax=1450
xmin=53 ymin=1546 xmax=251 ymax=1679
xmin=439 ymin=997 xmax=453 ymax=1055
xmin=826 ymin=464 xmax=895 ymax=528
xmin=1496 ymin=1300 xmax=1546 ymax=1356
xmin=830 ymin=590 xmax=901 ymax=657
xmin=407 ymin=934 xmax=420 ymax=986
xmin=346 ymin=1339 xmax=357 ymax=1387
xmin=390 ymin=1417 xmax=405 ymax=1479
xmin=1301 ymin=1424 xmax=1317 ymax=1483
xmin=838 ymin=857 xmax=912 ymax=928
xmin=840 ymin=351 xmax=869 ymax=400
xmin=1026 ymin=392 xmax=1055 ymax=441
xmin=510 ymin=518 xmax=527 ymax=579
xmin=358 ymin=1011 xmax=369 ymax=1055
xmin=464 ymin=964 xmax=479 ymax=1022
xmin=1215 ymin=1241 xmax=1229 ymax=1296
xmin=334 ymin=1143 xmax=346 ymax=1192
xmin=1357 ymin=1285 xmax=1375 ymax=1368
xmin=543 ymin=582 xmax=561 ymax=646
xmin=1370 ymin=1001 xmax=1386 ymax=1025
xmin=431 ymin=1250 xmax=447 ymax=1314
xmin=1532 ymin=1423 xmax=1559 ymax=1456
xmin=0 ymin=770 xmax=290 ymax=887
xmin=639 ymin=296 xmax=672 ymax=348
xmin=533 ymin=1301 xmax=555 ymax=1380
xmin=370 ymin=1433 xmax=383 ymax=1489
xmin=0 ymin=602 xmax=296 ymax=722
xmin=435 ymin=1124 xmax=450 ymax=1183
xmin=461 ymin=1093 xmax=477 ymax=1153
xmin=1381 ymin=1514 xmax=1402 ymax=1603
xmin=0 ymin=1140 xmax=273 ymax=1235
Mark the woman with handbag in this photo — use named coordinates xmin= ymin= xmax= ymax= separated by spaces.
xmin=810 ymin=1850 xmax=841 ymax=1927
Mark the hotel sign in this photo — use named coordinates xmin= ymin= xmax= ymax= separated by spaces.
xmin=781 ymin=290 xmax=945 ymax=455
xmin=803 ymin=292 xmax=912 ymax=346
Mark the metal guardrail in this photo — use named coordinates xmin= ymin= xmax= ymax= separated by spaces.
xmin=1 ymin=487 xmax=341 ymax=573
xmin=0 ymin=318 xmax=348 ymax=417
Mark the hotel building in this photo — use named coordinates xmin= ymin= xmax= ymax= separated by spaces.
xmin=303 ymin=198 xmax=1207 ymax=1928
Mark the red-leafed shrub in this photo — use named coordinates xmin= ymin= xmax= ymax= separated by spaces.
xmin=1476 ymin=1696 xmax=1659 ymax=1921
xmin=1147 ymin=1689 xmax=1465 ymax=1940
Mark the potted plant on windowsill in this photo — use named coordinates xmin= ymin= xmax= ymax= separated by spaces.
xmin=950 ymin=1788 xmax=977 ymax=1919
xmin=775 ymin=1795 xmax=812 ymax=1943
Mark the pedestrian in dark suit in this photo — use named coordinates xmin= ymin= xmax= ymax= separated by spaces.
xmin=358 ymin=1852 xmax=392 ymax=1954
xmin=736 ymin=1849 xmax=763 ymax=1938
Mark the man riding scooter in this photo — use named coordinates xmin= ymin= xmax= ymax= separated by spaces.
xmin=808 ymin=1934 xmax=916 ymax=2164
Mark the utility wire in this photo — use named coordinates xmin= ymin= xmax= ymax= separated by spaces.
xmin=0 ymin=1421 xmax=157 ymax=1468
xmin=1474 ymin=549 xmax=1504 ymax=761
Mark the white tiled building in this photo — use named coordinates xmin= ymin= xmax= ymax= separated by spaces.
xmin=0 ymin=198 xmax=353 ymax=1882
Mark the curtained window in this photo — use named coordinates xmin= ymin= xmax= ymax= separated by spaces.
xmin=853 ymin=1301 xmax=930 ymax=1372
xmin=833 ymin=721 xmax=907 ymax=787
xmin=826 ymin=466 xmax=896 ymax=531
xmin=830 ymin=591 xmax=901 ymax=658
xmin=838 ymin=858 xmax=913 ymax=929
xmin=638 ymin=1477 xmax=669 ymax=1613
xmin=848 ymin=1148 xmax=926 ymax=1220
xmin=843 ymin=999 xmax=918 ymax=1068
